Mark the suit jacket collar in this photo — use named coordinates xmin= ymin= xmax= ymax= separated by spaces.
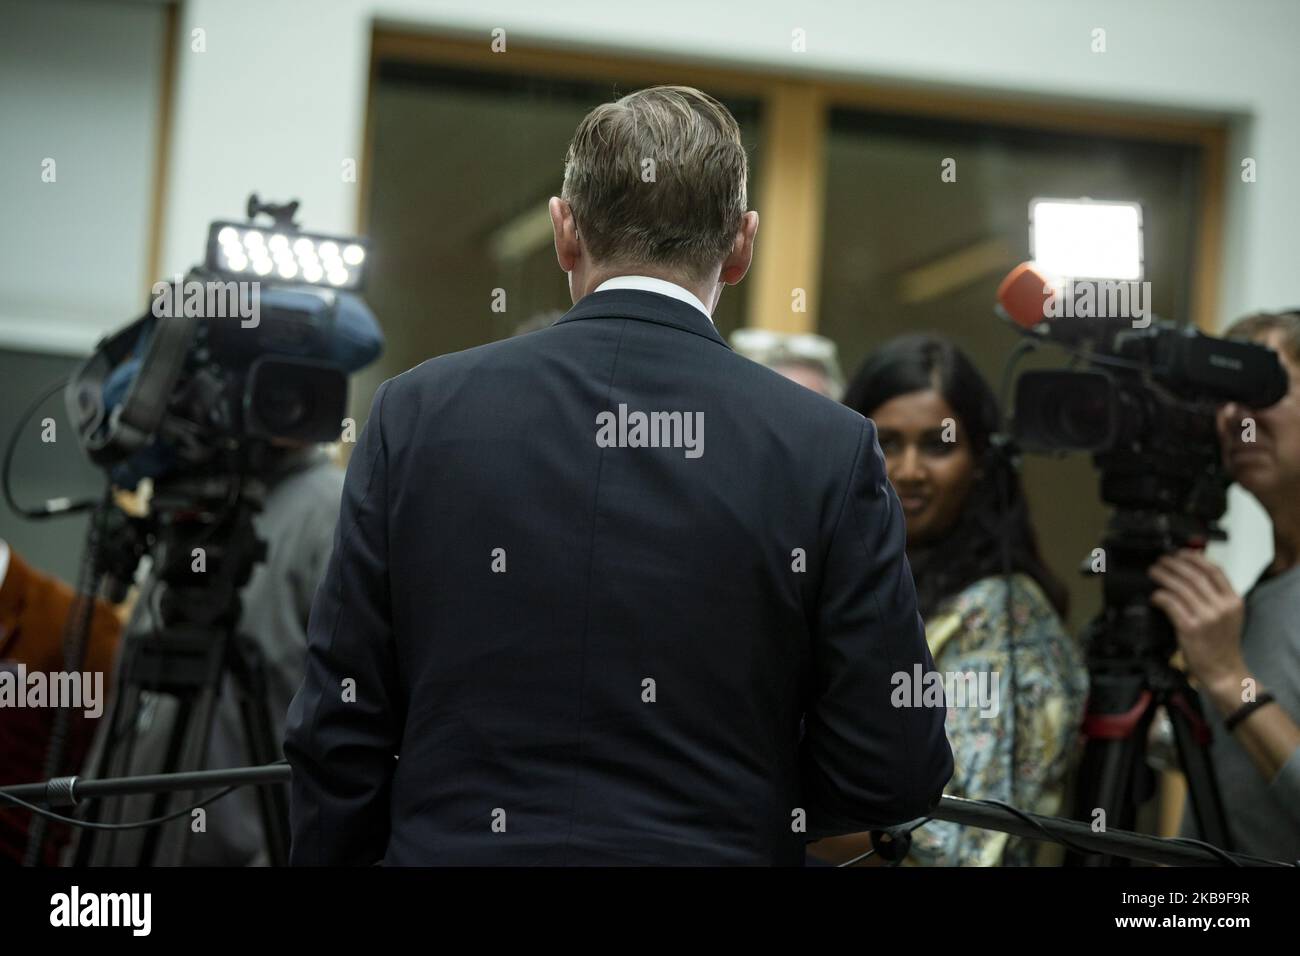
xmin=553 ymin=289 xmax=731 ymax=351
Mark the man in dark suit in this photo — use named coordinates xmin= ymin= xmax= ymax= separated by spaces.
xmin=284 ymin=85 xmax=953 ymax=865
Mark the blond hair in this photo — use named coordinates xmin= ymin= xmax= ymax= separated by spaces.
xmin=1223 ymin=309 xmax=1300 ymax=363
xmin=561 ymin=86 xmax=748 ymax=282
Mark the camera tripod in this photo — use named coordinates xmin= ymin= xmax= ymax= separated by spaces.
xmin=1069 ymin=510 xmax=1232 ymax=865
xmin=70 ymin=472 xmax=290 ymax=866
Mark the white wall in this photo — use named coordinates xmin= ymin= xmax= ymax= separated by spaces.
xmin=0 ymin=0 xmax=167 ymax=354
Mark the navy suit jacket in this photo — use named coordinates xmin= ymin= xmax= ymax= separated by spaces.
xmin=284 ymin=288 xmax=953 ymax=865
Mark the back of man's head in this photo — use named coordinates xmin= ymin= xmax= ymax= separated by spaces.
xmin=561 ymin=86 xmax=748 ymax=283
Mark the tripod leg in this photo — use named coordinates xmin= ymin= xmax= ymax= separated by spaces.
xmin=73 ymin=650 xmax=150 ymax=866
xmin=79 ymin=631 xmax=225 ymax=866
xmin=145 ymin=661 xmax=223 ymax=867
xmin=229 ymin=634 xmax=290 ymax=866
xmin=1165 ymin=685 xmax=1232 ymax=851
xmin=1070 ymin=681 xmax=1159 ymax=866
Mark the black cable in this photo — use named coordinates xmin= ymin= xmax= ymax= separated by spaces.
xmin=961 ymin=797 xmax=1246 ymax=865
xmin=992 ymin=339 xmax=1036 ymax=862
xmin=1163 ymin=835 xmax=1248 ymax=867
xmin=6 ymin=759 xmax=291 ymax=848
xmin=833 ymin=797 xmax=1249 ymax=866
xmin=2 ymin=375 xmax=96 ymax=519
xmin=971 ymin=797 xmax=1112 ymax=862
xmin=2 ymin=783 xmax=242 ymax=832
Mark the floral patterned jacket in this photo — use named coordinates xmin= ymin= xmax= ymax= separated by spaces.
xmin=905 ymin=573 xmax=1088 ymax=866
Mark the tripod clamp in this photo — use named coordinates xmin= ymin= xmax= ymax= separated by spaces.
xmin=40 ymin=775 xmax=81 ymax=809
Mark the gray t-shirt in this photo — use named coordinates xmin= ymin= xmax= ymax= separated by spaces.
xmin=1180 ymin=563 xmax=1300 ymax=864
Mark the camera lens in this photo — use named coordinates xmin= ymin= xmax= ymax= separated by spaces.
xmin=1014 ymin=369 xmax=1116 ymax=452
xmin=1052 ymin=386 xmax=1112 ymax=450
xmin=255 ymin=381 xmax=310 ymax=432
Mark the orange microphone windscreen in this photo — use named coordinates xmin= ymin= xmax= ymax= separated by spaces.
xmin=997 ymin=262 xmax=1055 ymax=330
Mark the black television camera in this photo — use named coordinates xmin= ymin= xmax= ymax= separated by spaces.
xmin=996 ymin=262 xmax=1287 ymax=861
xmin=66 ymin=194 xmax=378 ymax=491
xmin=1000 ymin=263 xmax=1286 ymax=623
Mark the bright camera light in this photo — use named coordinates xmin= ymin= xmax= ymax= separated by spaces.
xmin=1030 ymin=199 xmax=1143 ymax=281
xmin=207 ymin=222 xmax=368 ymax=290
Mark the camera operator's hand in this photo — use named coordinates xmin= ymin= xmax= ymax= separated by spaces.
xmin=1148 ymin=550 xmax=1248 ymax=706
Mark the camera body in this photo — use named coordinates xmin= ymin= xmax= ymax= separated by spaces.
xmin=66 ymin=203 xmax=381 ymax=489
xmin=1013 ymin=322 xmax=1284 ymax=521
xmin=1010 ymin=313 xmax=1286 ymax=645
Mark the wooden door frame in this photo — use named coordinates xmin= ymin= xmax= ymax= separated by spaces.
xmin=365 ymin=28 xmax=1227 ymax=333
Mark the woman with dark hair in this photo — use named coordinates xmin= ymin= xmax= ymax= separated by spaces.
xmin=813 ymin=333 xmax=1086 ymax=866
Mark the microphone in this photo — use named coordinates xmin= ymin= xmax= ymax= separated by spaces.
xmin=994 ymin=262 xmax=1103 ymax=342
xmin=994 ymin=262 xmax=1289 ymax=409
xmin=995 ymin=262 xmax=1055 ymax=331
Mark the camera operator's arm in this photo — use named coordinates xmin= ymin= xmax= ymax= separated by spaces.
xmin=1150 ymin=550 xmax=1300 ymax=822
xmin=283 ymin=381 xmax=403 ymax=865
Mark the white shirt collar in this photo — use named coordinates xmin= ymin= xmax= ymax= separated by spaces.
xmin=0 ymin=540 xmax=9 ymax=593
xmin=593 ymin=275 xmax=714 ymax=324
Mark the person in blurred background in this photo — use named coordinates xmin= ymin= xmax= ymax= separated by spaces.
xmin=809 ymin=333 xmax=1086 ymax=866
xmin=1161 ymin=310 xmax=1300 ymax=862
xmin=730 ymin=328 xmax=845 ymax=400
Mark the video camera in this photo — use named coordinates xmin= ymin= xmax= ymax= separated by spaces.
xmin=997 ymin=261 xmax=1286 ymax=631
xmin=1000 ymin=201 xmax=1294 ymax=853
xmin=65 ymin=194 xmax=382 ymax=489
